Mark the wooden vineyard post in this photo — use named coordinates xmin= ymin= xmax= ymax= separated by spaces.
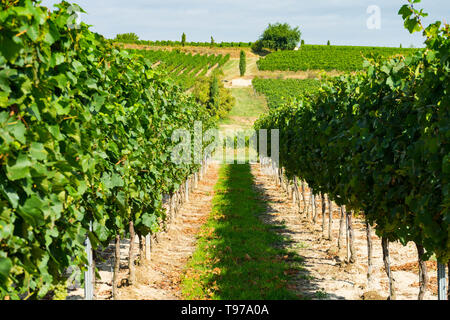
xmin=311 ymin=192 xmax=317 ymax=223
xmin=305 ymin=192 xmax=311 ymax=221
xmin=304 ymin=186 xmax=310 ymax=221
xmin=165 ymin=195 xmax=171 ymax=232
xmin=345 ymin=207 xmax=350 ymax=262
xmin=382 ymin=237 xmax=396 ymax=300
xmin=139 ymin=235 xmax=145 ymax=264
xmin=346 ymin=210 xmax=355 ymax=263
xmin=301 ymin=181 xmax=306 ymax=215
xmin=200 ymin=160 xmax=204 ymax=181
xmin=112 ymin=234 xmax=120 ymax=300
xmin=172 ymin=192 xmax=177 ymax=219
xmin=288 ymin=180 xmax=293 ymax=200
xmin=321 ymin=194 xmax=326 ymax=238
xmin=179 ymin=183 xmax=184 ymax=206
xmin=272 ymin=162 xmax=276 ymax=183
xmin=174 ymin=191 xmax=178 ymax=218
xmin=294 ymin=177 xmax=302 ymax=214
xmin=185 ymin=179 xmax=189 ymax=203
xmin=274 ymin=164 xmax=277 ymax=182
xmin=327 ymin=197 xmax=333 ymax=241
xmin=365 ymin=218 xmax=373 ymax=289
xmin=277 ymin=168 xmax=281 ymax=187
xmin=292 ymin=177 xmax=297 ymax=206
xmin=437 ymin=263 xmax=447 ymax=300
xmin=338 ymin=207 xmax=345 ymax=250
xmin=145 ymin=234 xmax=151 ymax=261
xmin=260 ymin=157 xmax=264 ymax=174
xmin=416 ymin=244 xmax=428 ymax=300
xmin=128 ymin=221 xmax=136 ymax=285
xmin=202 ymin=156 xmax=205 ymax=178
xmin=280 ymin=168 xmax=285 ymax=191
xmin=84 ymin=221 xmax=94 ymax=300
xmin=92 ymin=251 xmax=97 ymax=300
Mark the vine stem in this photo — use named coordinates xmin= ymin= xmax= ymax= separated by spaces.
xmin=416 ymin=244 xmax=428 ymax=300
xmin=128 ymin=221 xmax=136 ymax=285
xmin=382 ymin=237 xmax=396 ymax=300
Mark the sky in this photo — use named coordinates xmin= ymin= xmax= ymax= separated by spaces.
xmin=40 ymin=0 xmax=450 ymax=47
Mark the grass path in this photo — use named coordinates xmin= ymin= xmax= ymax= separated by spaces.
xmin=219 ymin=88 xmax=268 ymax=130
xmin=181 ymin=164 xmax=301 ymax=299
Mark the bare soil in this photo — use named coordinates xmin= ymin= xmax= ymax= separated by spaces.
xmin=118 ymin=43 xmax=258 ymax=59
xmin=250 ymin=164 xmax=438 ymax=300
xmin=66 ymin=164 xmax=219 ymax=300
xmin=116 ymin=164 xmax=220 ymax=300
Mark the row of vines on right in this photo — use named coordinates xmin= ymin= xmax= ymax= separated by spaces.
xmin=255 ymin=2 xmax=449 ymax=299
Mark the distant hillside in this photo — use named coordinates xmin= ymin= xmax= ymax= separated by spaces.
xmin=257 ymin=45 xmax=419 ymax=72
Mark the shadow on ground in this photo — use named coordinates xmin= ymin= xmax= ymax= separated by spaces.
xmin=183 ymin=163 xmax=343 ymax=300
xmin=251 ymin=168 xmax=346 ymax=300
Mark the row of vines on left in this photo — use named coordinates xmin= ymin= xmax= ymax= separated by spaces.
xmin=0 ymin=0 xmax=215 ymax=299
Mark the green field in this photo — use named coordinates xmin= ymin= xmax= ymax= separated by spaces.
xmin=115 ymin=39 xmax=253 ymax=48
xmin=257 ymin=45 xmax=418 ymax=72
xmin=131 ymin=49 xmax=230 ymax=89
xmin=181 ymin=164 xmax=302 ymax=300
xmin=252 ymin=78 xmax=321 ymax=109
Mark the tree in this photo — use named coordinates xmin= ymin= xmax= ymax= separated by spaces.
xmin=210 ymin=36 xmax=215 ymax=48
xmin=193 ymin=74 xmax=235 ymax=119
xmin=181 ymin=33 xmax=186 ymax=47
xmin=251 ymin=40 xmax=264 ymax=52
xmin=259 ymin=23 xmax=301 ymax=51
xmin=114 ymin=33 xmax=139 ymax=42
xmin=301 ymin=39 xmax=305 ymax=46
xmin=327 ymin=40 xmax=330 ymax=45
xmin=210 ymin=75 xmax=219 ymax=110
xmin=239 ymin=50 xmax=246 ymax=77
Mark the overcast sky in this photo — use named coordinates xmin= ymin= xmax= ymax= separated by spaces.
xmin=40 ymin=0 xmax=449 ymax=47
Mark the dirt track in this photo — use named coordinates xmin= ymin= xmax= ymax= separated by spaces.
xmin=116 ymin=164 xmax=219 ymax=300
xmin=251 ymin=164 xmax=439 ymax=300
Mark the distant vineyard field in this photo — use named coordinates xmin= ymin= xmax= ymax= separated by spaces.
xmin=253 ymin=78 xmax=321 ymax=109
xmin=117 ymin=39 xmax=253 ymax=48
xmin=257 ymin=45 xmax=419 ymax=72
xmin=130 ymin=49 xmax=230 ymax=89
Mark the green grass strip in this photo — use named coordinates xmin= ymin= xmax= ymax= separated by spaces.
xmin=181 ymin=164 xmax=302 ymax=300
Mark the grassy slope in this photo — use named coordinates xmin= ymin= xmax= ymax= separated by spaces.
xmin=181 ymin=164 xmax=302 ymax=300
xmin=221 ymin=57 xmax=340 ymax=81
xmin=219 ymin=88 xmax=268 ymax=130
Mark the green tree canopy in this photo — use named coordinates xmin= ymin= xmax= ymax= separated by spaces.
xmin=181 ymin=32 xmax=186 ymax=46
xmin=114 ymin=32 xmax=139 ymax=41
xmin=260 ymin=23 xmax=301 ymax=51
xmin=239 ymin=50 xmax=246 ymax=76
